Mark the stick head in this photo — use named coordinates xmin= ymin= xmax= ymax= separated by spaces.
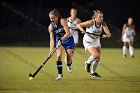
xmin=29 ymin=73 xmax=34 ymax=80
xmin=29 ymin=73 xmax=33 ymax=77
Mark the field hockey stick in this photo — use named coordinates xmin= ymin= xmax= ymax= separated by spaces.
xmin=29 ymin=47 xmax=58 ymax=79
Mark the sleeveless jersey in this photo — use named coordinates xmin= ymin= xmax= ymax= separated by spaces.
xmin=124 ymin=24 xmax=135 ymax=37
xmin=86 ymin=19 xmax=103 ymax=36
xmin=51 ymin=20 xmax=65 ymax=37
xmin=51 ymin=19 xmax=74 ymax=49
xmin=67 ymin=17 xmax=78 ymax=30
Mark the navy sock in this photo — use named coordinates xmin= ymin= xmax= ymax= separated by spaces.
xmin=56 ymin=61 xmax=63 ymax=74
xmin=67 ymin=63 xmax=72 ymax=66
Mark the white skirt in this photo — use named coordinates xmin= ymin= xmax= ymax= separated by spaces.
xmin=71 ymin=31 xmax=79 ymax=44
xmin=122 ymin=34 xmax=134 ymax=42
xmin=83 ymin=34 xmax=100 ymax=51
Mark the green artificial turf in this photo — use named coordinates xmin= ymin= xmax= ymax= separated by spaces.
xmin=0 ymin=47 xmax=140 ymax=93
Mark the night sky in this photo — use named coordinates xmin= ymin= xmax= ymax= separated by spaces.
xmin=0 ymin=0 xmax=139 ymax=47
xmin=1 ymin=0 xmax=139 ymax=29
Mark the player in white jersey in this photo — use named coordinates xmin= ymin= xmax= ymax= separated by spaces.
xmin=122 ymin=17 xmax=136 ymax=58
xmin=67 ymin=8 xmax=81 ymax=45
xmin=77 ymin=10 xmax=111 ymax=77
xmin=65 ymin=8 xmax=81 ymax=66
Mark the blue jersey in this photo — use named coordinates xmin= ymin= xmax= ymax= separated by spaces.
xmin=51 ymin=21 xmax=65 ymax=37
xmin=51 ymin=20 xmax=74 ymax=49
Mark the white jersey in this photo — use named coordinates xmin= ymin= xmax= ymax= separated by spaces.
xmin=86 ymin=19 xmax=102 ymax=36
xmin=122 ymin=24 xmax=135 ymax=42
xmin=67 ymin=17 xmax=79 ymax=44
xmin=124 ymin=26 xmax=134 ymax=37
xmin=83 ymin=19 xmax=103 ymax=50
xmin=67 ymin=17 xmax=79 ymax=30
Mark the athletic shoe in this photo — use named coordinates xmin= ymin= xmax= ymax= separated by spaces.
xmin=85 ymin=62 xmax=90 ymax=73
xmin=123 ymin=54 xmax=127 ymax=58
xmin=131 ymin=55 xmax=134 ymax=58
xmin=56 ymin=74 xmax=63 ymax=80
xmin=90 ymin=72 xmax=101 ymax=77
xmin=67 ymin=66 xmax=72 ymax=73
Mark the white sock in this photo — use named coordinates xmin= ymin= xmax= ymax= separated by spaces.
xmin=86 ymin=56 xmax=94 ymax=64
xmin=129 ymin=46 xmax=134 ymax=56
xmin=92 ymin=61 xmax=99 ymax=73
xmin=123 ymin=46 xmax=127 ymax=55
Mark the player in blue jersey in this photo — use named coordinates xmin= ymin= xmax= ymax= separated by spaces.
xmin=48 ymin=9 xmax=74 ymax=80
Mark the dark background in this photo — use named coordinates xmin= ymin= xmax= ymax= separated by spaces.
xmin=0 ymin=0 xmax=139 ymax=48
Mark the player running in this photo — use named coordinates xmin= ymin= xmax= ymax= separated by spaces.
xmin=67 ymin=8 xmax=81 ymax=46
xmin=77 ymin=10 xmax=111 ymax=78
xmin=48 ymin=9 xmax=74 ymax=80
xmin=65 ymin=8 xmax=81 ymax=62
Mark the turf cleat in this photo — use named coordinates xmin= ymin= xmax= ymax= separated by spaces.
xmin=123 ymin=54 xmax=127 ymax=58
xmin=131 ymin=55 xmax=134 ymax=58
xmin=67 ymin=66 xmax=73 ymax=73
xmin=90 ymin=72 xmax=101 ymax=78
xmin=56 ymin=74 xmax=63 ymax=80
xmin=85 ymin=62 xmax=91 ymax=73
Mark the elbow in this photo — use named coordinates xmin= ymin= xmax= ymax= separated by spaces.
xmin=65 ymin=31 xmax=71 ymax=38
xmin=50 ymin=39 xmax=54 ymax=43
xmin=108 ymin=33 xmax=111 ymax=38
xmin=77 ymin=24 xmax=79 ymax=27
xmin=77 ymin=24 xmax=81 ymax=29
xmin=67 ymin=32 xmax=71 ymax=37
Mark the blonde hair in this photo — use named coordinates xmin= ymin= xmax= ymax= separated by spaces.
xmin=92 ymin=10 xmax=103 ymax=19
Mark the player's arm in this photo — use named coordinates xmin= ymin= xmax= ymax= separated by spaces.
xmin=77 ymin=18 xmax=82 ymax=24
xmin=122 ymin=24 xmax=126 ymax=36
xmin=60 ymin=19 xmax=71 ymax=41
xmin=77 ymin=20 xmax=93 ymax=33
xmin=102 ymin=21 xmax=111 ymax=38
xmin=132 ymin=25 xmax=136 ymax=36
xmin=66 ymin=17 xmax=69 ymax=23
xmin=64 ymin=18 xmax=68 ymax=22
xmin=56 ymin=19 xmax=70 ymax=47
xmin=48 ymin=24 xmax=55 ymax=56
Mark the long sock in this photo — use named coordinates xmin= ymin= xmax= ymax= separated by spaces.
xmin=92 ymin=61 xmax=99 ymax=73
xmin=86 ymin=56 xmax=94 ymax=64
xmin=67 ymin=63 xmax=72 ymax=66
xmin=123 ymin=46 xmax=127 ymax=56
xmin=129 ymin=46 xmax=134 ymax=56
xmin=56 ymin=61 xmax=63 ymax=74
